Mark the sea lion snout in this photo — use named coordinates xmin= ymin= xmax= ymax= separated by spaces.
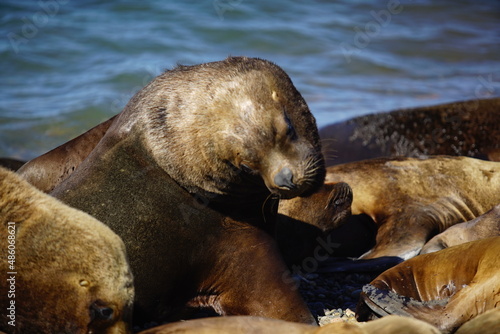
xmin=274 ymin=167 xmax=296 ymax=190
xmin=90 ymin=301 xmax=115 ymax=321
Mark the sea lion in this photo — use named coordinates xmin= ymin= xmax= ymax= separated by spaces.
xmin=455 ymin=307 xmax=500 ymax=334
xmin=49 ymin=57 xmax=325 ymax=325
xmin=421 ymin=203 xmax=500 ymax=254
xmin=0 ymin=167 xmax=134 ymax=334
xmin=356 ymin=237 xmax=500 ymax=334
xmin=17 ymin=115 xmax=117 ymax=193
xmin=0 ymin=158 xmax=25 ymax=171
xmin=325 ymin=156 xmax=500 ymax=260
xmin=137 ymin=315 xmax=440 ymax=334
xmin=278 ymin=181 xmax=353 ymax=233
xmin=320 ymin=97 xmax=500 ymax=166
xmin=275 ymin=181 xmax=353 ymax=266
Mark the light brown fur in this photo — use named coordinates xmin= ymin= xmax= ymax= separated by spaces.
xmin=455 ymin=308 xmax=500 ymax=334
xmin=325 ymin=156 xmax=500 ymax=260
xmin=0 ymin=167 xmax=133 ymax=334
xmin=132 ymin=57 xmax=325 ymax=200
xmin=357 ymin=237 xmax=500 ymax=333
xmin=137 ymin=315 xmax=440 ymax=334
xmin=278 ymin=182 xmax=353 ymax=232
xmin=421 ymin=204 xmax=500 ymax=254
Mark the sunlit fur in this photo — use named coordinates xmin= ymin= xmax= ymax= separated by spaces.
xmin=116 ymin=57 xmax=325 ymax=202
xmin=0 ymin=167 xmax=134 ymax=334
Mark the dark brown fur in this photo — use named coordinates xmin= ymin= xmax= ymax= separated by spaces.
xmin=49 ymin=57 xmax=325 ymax=325
xmin=320 ymin=98 xmax=500 ymax=166
xmin=17 ymin=115 xmax=117 ymax=193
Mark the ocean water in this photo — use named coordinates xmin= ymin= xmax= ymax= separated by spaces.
xmin=1 ymin=0 xmax=499 ymax=159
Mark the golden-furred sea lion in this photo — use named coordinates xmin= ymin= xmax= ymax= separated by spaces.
xmin=325 ymin=156 xmax=500 ymax=260
xmin=421 ymin=203 xmax=500 ymax=254
xmin=455 ymin=307 xmax=500 ymax=334
xmin=136 ymin=314 xmax=440 ymax=334
xmin=49 ymin=57 xmax=325 ymax=325
xmin=356 ymin=237 xmax=500 ymax=333
xmin=320 ymin=97 xmax=500 ymax=166
xmin=0 ymin=167 xmax=133 ymax=334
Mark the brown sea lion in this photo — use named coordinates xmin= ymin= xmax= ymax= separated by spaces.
xmin=0 ymin=158 xmax=25 ymax=171
xmin=325 ymin=156 xmax=500 ymax=260
xmin=421 ymin=203 xmax=500 ymax=254
xmin=137 ymin=314 xmax=440 ymax=334
xmin=0 ymin=167 xmax=134 ymax=334
xmin=320 ymin=97 xmax=500 ymax=166
xmin=455 ymin=307 xmax=500 ymax=334
xmin=49 ymin=57 xmax=325 ymax=325
xmin=17 ymin=115 xmax=117 ymax=193
xmin=278 ymin=181 xmax=353 ymax=233
xmin=356 ymin=237 xmax=500 ymax=334
xmin=275 ymin=181 xmax=353 ymax=266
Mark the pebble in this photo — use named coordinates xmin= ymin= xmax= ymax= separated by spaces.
xmin=299 ymin=270 xmax=379 ymax=326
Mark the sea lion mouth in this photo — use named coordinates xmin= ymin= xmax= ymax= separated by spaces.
xmin=240 ymin=163 xmax=255 ymax=174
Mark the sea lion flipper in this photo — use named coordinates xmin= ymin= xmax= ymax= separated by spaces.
xmin=357 ymin=284 xmax=449 ymax=321
xmin=199 ymin=224 xmax=316 ymax=324
xmin=325 ymin=181 xmax=353 ymax=213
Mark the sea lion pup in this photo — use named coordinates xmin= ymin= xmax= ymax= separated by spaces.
xmin=356 ymin=237 xmax=500 ymax=334
xmin=420 ymin=203 xmax=500 ymax=254
xmin=275 ymin=182 xmax=353 ymax=266
xmin=17 ymin=115 xmax=117 ymax=193
xmin=320 ymin=97 xmax=500 ymax=166
xmin=0 ymin=167 xmax=133 ymax=334
xmin=325 ymin=156 xmax=500 ymax=260
xmin=278 ymin=181 xmax=353 ymax=233
xmin=136 ymin=315 xmax=440 ymax=334
xmin=50 ymin=57 xmax=325 ymax=325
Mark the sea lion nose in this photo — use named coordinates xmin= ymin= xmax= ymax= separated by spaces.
xmin=90 ymin=302 xmax=115 ymax=321
xmin=274 ymin=167 xmax=296 ymax=190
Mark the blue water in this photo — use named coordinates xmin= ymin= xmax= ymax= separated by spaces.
xmin=1 ymin=0 xmax=499 ymax=159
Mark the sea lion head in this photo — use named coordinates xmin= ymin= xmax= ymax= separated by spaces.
xmin=132 ymin=57 xmax=325 ymax=200
xmin=0 ymin=167 xmax=134 ymax=333
xmin=14 ymin=218 xmax=134 ymax=334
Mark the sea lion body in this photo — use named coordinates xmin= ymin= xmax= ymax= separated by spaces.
xmin=325 ymin=156 xmax=500 ymax=260
xmin=0 ymin=167 xmax=133 ymax=334
xmin=455 ymin=308 xmax=500 ymax=334
xmin=137 ymin=315 xmax=440 ymax=334
xmin=320 ymin=97 xmax=500 ymax=166
xmin=17 ymin=115 xmax=117 ymax=193
xmin=0 ymin=158 xmax=25 ymax=171
xmin=356 ymin=237 xmax=500 ymax=333
xmin=50 ymin=57 xmax=325 ymax=325
xmin=421 ymin=203 xmax=500 ymax=254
